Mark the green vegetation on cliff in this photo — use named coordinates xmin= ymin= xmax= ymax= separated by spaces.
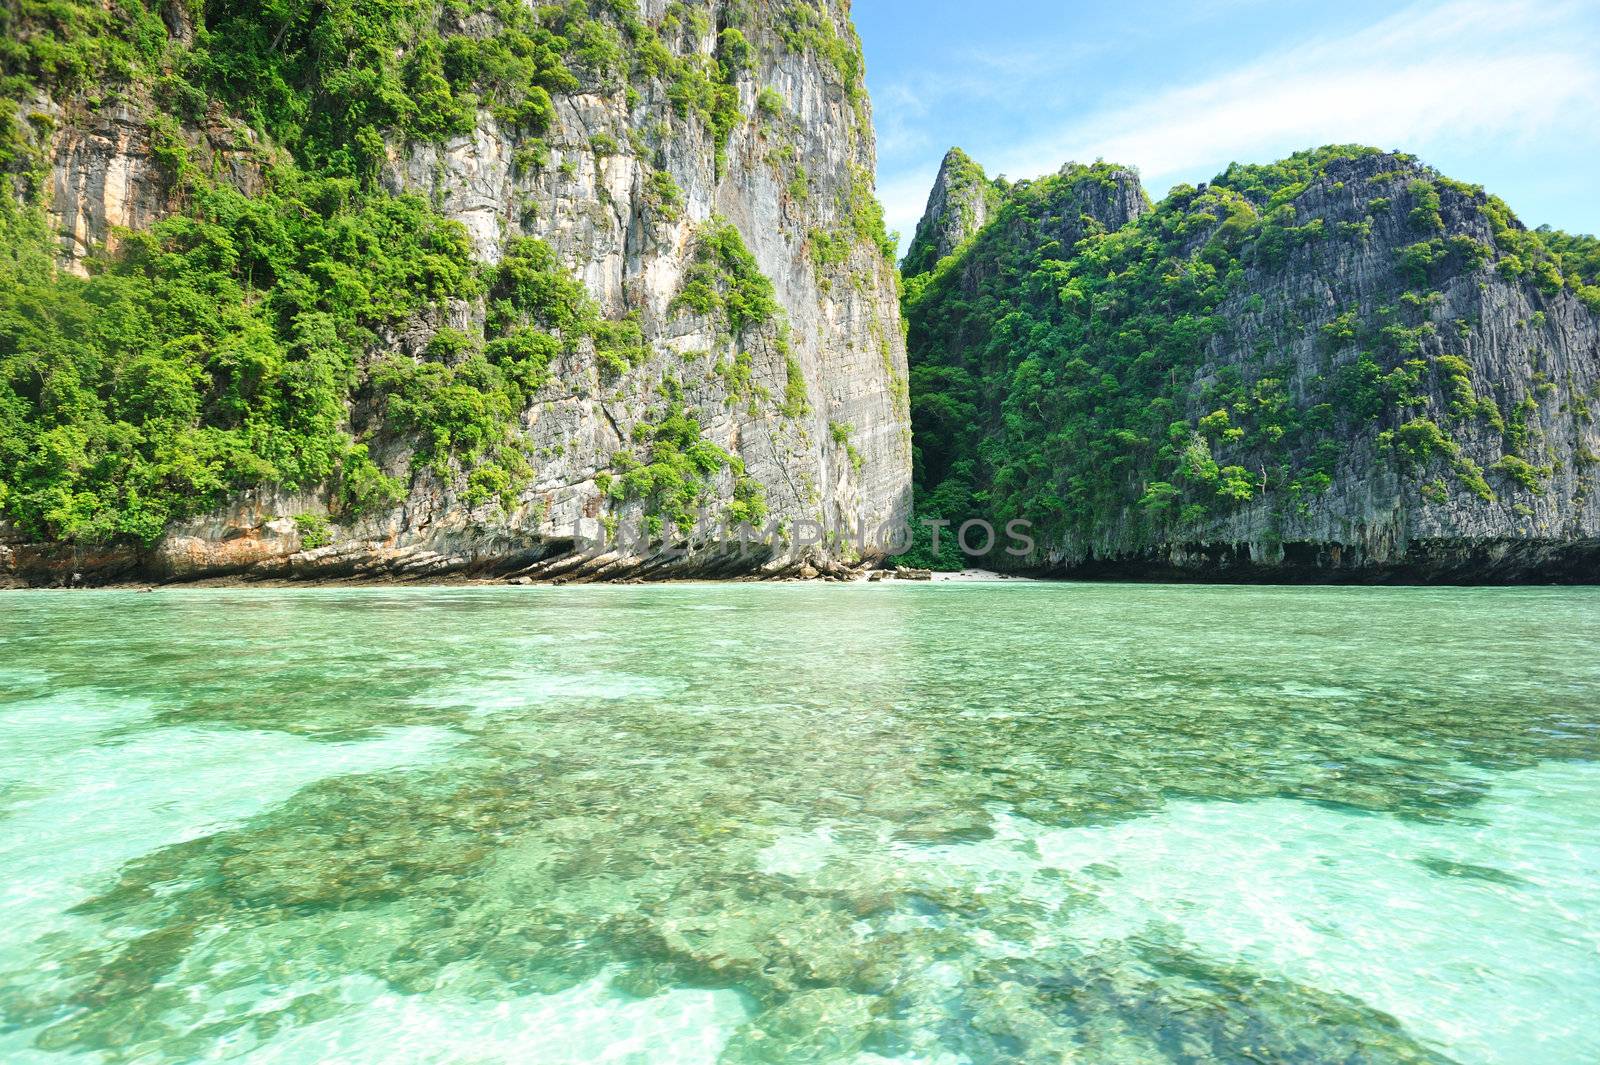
xmin=905 ymin=145 xmax=1600 ymax=563
xmin=900 ymin=147 xmax=1004 ymax=281
xmin=0 ymin=179 xmax=480 ymax=542
xmin=597 ymin=386 xmax=768 ymax=540
xmin=674 ymin=218 xmax=779 ymax=335
xmin=0 ymin=0 xmax=882 ymax=547
xmin=0 ymin=0 xmax=631 ymax=542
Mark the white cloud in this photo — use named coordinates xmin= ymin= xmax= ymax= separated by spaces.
xmin=876 ymin=0 xmax=1600 ymax=250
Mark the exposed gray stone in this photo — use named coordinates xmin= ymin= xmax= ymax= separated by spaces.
xmin=10 ymin=1 xmax=913 ymax=586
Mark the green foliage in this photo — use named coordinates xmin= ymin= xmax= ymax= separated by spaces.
xmin=805 ymin=164 xmax=897 ymax=278
xmin=902 ymin=148 xmax=1005 ymax=279
xmin=0 ymin=0 xmax=740 ymax=544
xmin=1398 ymin=236 xmax=1492 ymax=287
xmin=605 ymin=397 xmax=765 ymax=534
xmin=1433 ymin=355 xmax=1473 ymax=412
xmin=644 ymin=168 xmax=684 ymax=223
xmin=1320 ymin=310 xmax=1360 ymax=351
xmin=568 ymin=13 xmax=624 ymax=85
xmin=828 ymin=421 xmax=862 ymax=471
xmin=1391 ymin=418 xmax=1453 ymax=464
xmin=1504 ymin=395 xmax=1539 ymax=456
xmin=0 ymin=172 xmax=481 ymax=542
xmin=1455 ymin=458 xmax=1494 ymax=503
xmin=782 ymin=353 xmax=809 ymax=418
xmin=776 ymin=2 xmax=863 ymax=102
xmin=1398 ymin=241 xmax=1446 ymax=286
xmin=892 ymin=515 xmax=966 ymax=572
xmin=659 ymin=15 xmax=755 ymax=177
xmin=845 ymin=163 xmax=898 ymax=262
xmin=716 ymin=28 xmax=754 ymax=75
xmin=756 ymin=86 xmax=785 ymax=118
xmin=293 ymin=512 xmax=332 ymax=548
xmin=1215 ymin=145 xmax=1392 ymax=202
xmin=807 ymin=228 xmax=851 ymax=277
xmin=374 ymin=348 xmax=518 ymax=502
xmin=1376 ymin=416 xmax=1493 ymax=501
xmin=902 ymin=145 xmax=1558 ymax=550
xmin=1479 ymin=195 xmax=1600 ymax=302
xmin=786 ymin=166 xmax=809 ymax=204
xmin=1492 ymin=455 xmax=1545 ymax=494
xmin=513 ymin=140 xmax=551 ymax=176
xmin=1407 ymin=180 xmax=1443 ymax=233
xmin=195 ymin=0 xmax=584 ymax=179
xmin=1336 ymin=219 xmax=1372 ymax=242
xmin=907 ymin=159 xmax=1254 ymax=543
xmin=1216 ymin=465 xmax=1256 ymax=503
xmin=1534 ymin=227 xmax=1600 ymax=286
xmin=592 ymin=317 xmax=649 ymax=379
xmin=673 ymin=218 xmax=777 ymax=334
xmin=0 ymin=0 xmax=171 ymax=180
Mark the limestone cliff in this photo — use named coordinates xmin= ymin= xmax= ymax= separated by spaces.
xmin=906 ymin=146 xmax=1600 ymax=581
xmin=900 ymin=147 xmax=1003 ymax=279
xmin=0 ymin=0 xmax=911 ymax=585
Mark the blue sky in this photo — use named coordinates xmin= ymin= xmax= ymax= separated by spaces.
xmin=853 ymin=0 xmax=1600 ymax=252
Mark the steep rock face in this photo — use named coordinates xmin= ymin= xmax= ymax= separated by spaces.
xmin=1145 ymin=153 xmax=1600 ymax=581
xmin=350 ymin=1 xmax=911 ymax=583
xmin=906 ymin=146 xmax=1600 ymax=582
xmin=1 ymin=0 xmax=911 ymax=585
xmin=900 ymin=147 xmax=1002 ymax=278
xmin=47 ymin=103 xmax=170 ymax=269
xmin=39 ymin=95 xmax=263 ymax=274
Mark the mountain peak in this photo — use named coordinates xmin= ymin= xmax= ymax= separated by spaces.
xmin=901 ymin=148 xmax=1004 ymax=278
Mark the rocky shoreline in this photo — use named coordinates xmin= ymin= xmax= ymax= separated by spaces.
xmin=0 ymin=536 xmax=957 ymax=589
xmin=10 ymin=553 xmax=1591 ymax=590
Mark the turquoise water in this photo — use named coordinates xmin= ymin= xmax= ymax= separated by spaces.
xmin=0 ymin=583 xmax=1597 ymax=1063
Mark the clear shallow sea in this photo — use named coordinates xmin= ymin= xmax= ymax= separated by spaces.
xmin=0 ymin=583 xmax=1597 ymax=1064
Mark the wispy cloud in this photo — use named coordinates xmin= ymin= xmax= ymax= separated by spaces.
xmin=868 ymin=37 xmax=1111 ymax=164
xmin=1000 ymin=0 xmax=1600 ymax=185
xmin=876 ymin=0 xmax=1600 ymax=249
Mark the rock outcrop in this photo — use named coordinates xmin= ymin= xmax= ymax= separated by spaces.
xmin=900 ymin=147 xmax=1004 ymax=278
xmin=1 ymin=0 xmax=912 ymax=586
xmin=906 ymin=146 xmax=1600 ymax=582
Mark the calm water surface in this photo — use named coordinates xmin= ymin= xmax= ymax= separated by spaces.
xmin=0 ymin=583 xmax=1597 ymax=1064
